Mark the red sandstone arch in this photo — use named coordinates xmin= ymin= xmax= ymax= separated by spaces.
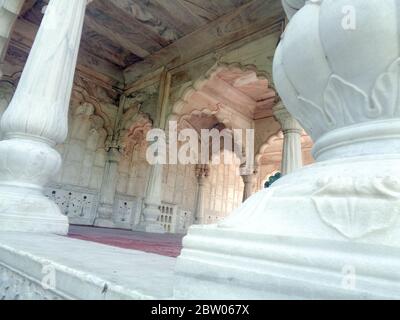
xmin=169 ymin=62 xmax=277 ymax=131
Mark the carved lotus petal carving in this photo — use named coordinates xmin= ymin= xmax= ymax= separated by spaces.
xmin=297 ymin=96 xmax=326 ymax=137
xmin=297 ymin=74 xmax=374 ymax=138
xmin=372 ymin=58 xmax=400 ymax=118
xmin=312 ymin=177 xmax=400 ymax=239
xmin=324 ymin=75 xmax=373 ymax=127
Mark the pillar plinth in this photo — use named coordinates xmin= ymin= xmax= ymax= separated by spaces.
xmin=0 ymin=0 xmax=90 ymax=234
xmin=94 ymin=146 xmax=121 ymax=228
xmin=134 ymin=163 xmax=165 ymax=233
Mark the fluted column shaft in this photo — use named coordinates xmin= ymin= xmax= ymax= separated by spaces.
xmin=134 ymin=163 xmax=165 ymax=233
xmin=95 ymin=94 xmax=125 ymax=227
xmin=194 ymin=165 xmax=209 ymax=224
xmin=241 ymin=173 xmax=256 ymax=202
xmin=0 ymin=0 xmax=91 ymax=234
xmin=135 ymin=69 xmax=171 ymax=233
xmin=95 ymin=147 xmax=121 ymax=227
xmin=273 ymin=103 xmax=303 ymax=175
xmin=0 ymin=80 xmax=14 ymax=139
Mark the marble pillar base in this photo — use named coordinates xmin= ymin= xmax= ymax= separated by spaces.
xmin=134 ymin=203 xmax=165 ymax=234
xmin=0 ymin=186 xmax=68 ymax=235
xmin=0 ymin=138 xmax=69 ymax=235
xmin=174 ymin=226 xmax=400 ymax=299
xmin=94 ymin=204 xmax=115 ymax=228
xmin=133 ymin=222 xmax=165 ymax=234
xmin=175 ymin=153 xmax=400 ymax=299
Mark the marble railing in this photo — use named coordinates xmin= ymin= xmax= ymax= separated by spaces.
xmin=45 ymin=184 xmax=99 ymax=226
xmin=45 ymin=184 xmax=193 ymax=233
xmin=45 ymin=184 xmax=142 ymax=229
xmin=158 ymin=203 xmax=178 ymax=233
xmin=158 ymin=203 xmax=194 ymax=234
xmin=113 ymin=194 xmax=143 ymax=229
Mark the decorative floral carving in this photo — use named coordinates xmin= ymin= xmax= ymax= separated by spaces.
xmin=312 ymin=177 xmax=400 ymax=239
xmin=324 ymin=75 xmax=373 ymax=126
xmin=296 ymin=62 xmax=400 ymax=138
xmin=372 ymin=58 xmax=400 ymax=118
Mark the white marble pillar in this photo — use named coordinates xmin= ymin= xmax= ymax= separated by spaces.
xmin=0 ymin=80 xmax=14 ymax=136
xmin=134 ymin=163 xmax=165 ymax=233
xmin=94 ymin=146 xmax=121 ymax=228
xmin=194 ymin=164 xmax=209 ymax=224
xmin=135 ymin=70 xmax=171 ymax=233
xmin=240 ymin=166 xmax=256 ymax=202
xmin=0 ymin=0 xmax=91 ymax=234
xmin=94 ymin=95 xmax=126 ymax=228
xmin=273 ymin=102 xmax=303 ymax=175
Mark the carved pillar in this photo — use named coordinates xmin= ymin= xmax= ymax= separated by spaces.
xmin=94 ymin=147 xmax=121 ymax=228
xmin=134 ymin=70 xmax=171 ymax=233
xmin=94 ymin=94 xmax=126 ymax=228
xmin=194 ymin=164 xmax=209 ymax=224
xmin=0 ymin=80 xmax=14 ymax=138
xmin=240 ymin=165 xmax=256 ymax=202
xmin=133 ymin=163 xmax=165 ymax=233
xmin=0 ymin=0 xmax=91 ymax=234
xmin=273 ymin=102 xmax=303 ymax=175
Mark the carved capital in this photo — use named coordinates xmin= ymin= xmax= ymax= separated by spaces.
xmin=273 ymin=102 xmax=303 ymax=134
xmin=195 ymin=164 xmax=210 ymax=180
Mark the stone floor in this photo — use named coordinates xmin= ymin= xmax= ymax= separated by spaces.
xmin=68 ymin=225 xmax=184 ymax=257
xmin=0 ymin=232 xmax=177 ymax=299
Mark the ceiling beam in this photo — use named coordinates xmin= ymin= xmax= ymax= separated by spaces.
xmin=123 ymin=0 xmax=285 ymax=84
xmin=83 ymin=13 xmax=150 ymax=59
xmin=10 ymin=17 xmax=124 ymax=85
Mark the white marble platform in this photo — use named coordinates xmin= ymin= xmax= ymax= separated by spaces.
xmin=0 ymin=232 xmax=176 ymax=300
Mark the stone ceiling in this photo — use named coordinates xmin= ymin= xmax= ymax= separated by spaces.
xmin=17 ymin=0 xmax=253 ymax=70
xmin=6 ymin=0 xmax=284 ymax=88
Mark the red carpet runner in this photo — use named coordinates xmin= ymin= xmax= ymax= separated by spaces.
xmin=68 ymin=225 xmax=183 ymax=257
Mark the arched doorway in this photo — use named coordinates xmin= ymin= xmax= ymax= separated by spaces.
xmin=256 ymin=131 xmax=314 ymax=190
xmin=169 ymin=62 xmax=277 ymax=225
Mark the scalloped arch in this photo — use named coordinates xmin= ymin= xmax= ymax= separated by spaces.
xmin=255 ymin=130 xmax=284 ymax=165
xmin=169 ymin=62 xmax=274 ymax=128
xmin=72 ymin=84 xmax=113 ymax=136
